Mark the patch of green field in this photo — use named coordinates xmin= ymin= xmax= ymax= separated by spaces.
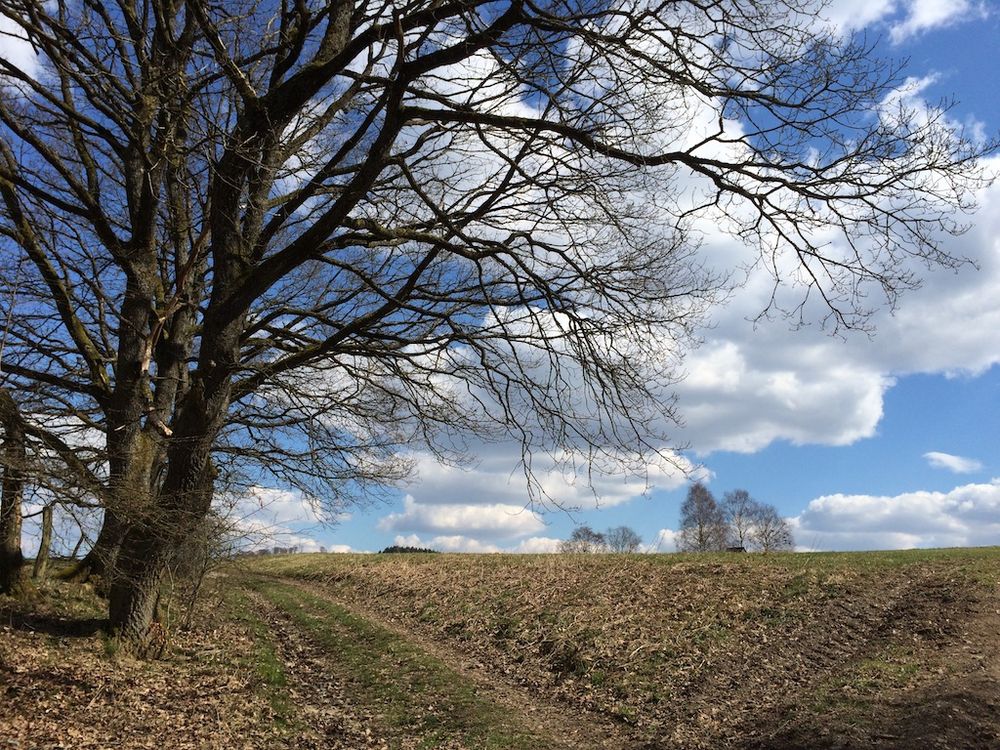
xmin=224 ymin=588 xmax=295 ymax=728
xmin=245 ymin=578 xmax=549 ymax=750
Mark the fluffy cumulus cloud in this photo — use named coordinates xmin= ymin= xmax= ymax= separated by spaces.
xmin=379 ymin=495 xmax=546 ymax=539
xmin=0 ymin=16 xmax=44 ymax=81
xmin=673 ymin=152 xmax=1000 ymax=455
xmin=228 ymin=486 xmax=339 ymax=553
xmin=888 ymin=0 xmax=988 ymax=43
xmin=792 ymin=480 xmax=1000 ymax=550
xmin=821 ymin=0 xmax=987 ymax=41
xmin=392 ymin=533 xmax=562 ymax=553
xmin=676 ymin=340 xmax=892 ymax=454
xmin=924 ymin=451 xmax=984 ymax=474
xmin=404 ymin=448 xmax=695 ymax=510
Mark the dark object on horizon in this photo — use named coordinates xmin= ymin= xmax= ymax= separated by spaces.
xmin=380 ymin=546 xmax=439 ymax=554
xmin=727 ymin=546 xmax=746 ymax=553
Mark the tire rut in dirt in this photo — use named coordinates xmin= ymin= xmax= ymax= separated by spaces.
xmin=269 ymin=576 xmax=633 ymax=750
xmin=247 ymin=590 xmax=389 ymax=749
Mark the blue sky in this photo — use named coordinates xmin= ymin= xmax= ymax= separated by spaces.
xmin=221 ymin=0 xmax=1000 ymax=556
xmin=14 ymin=0 xmax=993 ymax=557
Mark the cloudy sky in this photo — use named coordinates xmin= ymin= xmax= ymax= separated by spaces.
xmin=228 ymin=0 xmax=994 ymax=556
xmin=8 ymin=1 xmax=998 ymax=557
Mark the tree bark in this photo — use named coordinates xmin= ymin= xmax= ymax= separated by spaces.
xmin=108 ymin=462 xmax=216 ymax=651
xmin=32 ymin=504 xmax=53 ymax=579
xmin=0 ymin=387 xmax=26 ymax=595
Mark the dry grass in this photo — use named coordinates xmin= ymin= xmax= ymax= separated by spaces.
xmin=246 ymin=548 xmax=1000 ymax=749
xmin=0 ymin=578 xmax=289 ymax=749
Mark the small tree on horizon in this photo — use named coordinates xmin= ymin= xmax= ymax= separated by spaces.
xmin=722 ymin=489 xmax=759 ymax=550
xmin=677 ymin=483 xmax=727 ymax=553
xmin=606 ymin=525 xmax=643 ymax=553
xmin=560 ymin=525 xmax=608 ymax=554
xmin=752 ymin=505 xmax=796 ymax=553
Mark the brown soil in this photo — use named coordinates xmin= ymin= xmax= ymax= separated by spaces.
xmin=252 ymin=551 xmax=1000 ymax=749
xmin=2 ymin=552 xmax=998 ymax=750
xmin=0 ymin=584 xmax=279 ymax=749
xmin=267 ymin=576 xmax=629 ymax=750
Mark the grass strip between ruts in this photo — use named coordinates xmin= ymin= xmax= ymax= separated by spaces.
xmin=225 ymin=587 xmax=297 ymax=730
xmin=248 ymin=578 xmax=549 ymax=750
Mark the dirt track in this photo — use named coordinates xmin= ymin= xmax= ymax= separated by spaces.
xmin=2 ymin=550 xmax=998 ymax=749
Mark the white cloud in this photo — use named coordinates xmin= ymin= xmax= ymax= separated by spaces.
xmin=512 ymin=536 xmax=562 ymax=553
xmin=379 ymin=495 xmax=545 ymax=539
xmin=792 ymin=480 xmax=1000 ymax=550
xmin=923 ymin=451 xmax=984 ymax=474
xmin=404 ymin=447 xmax=694 ymax=510
xmin=0 ymin=16 xmax=44 ymax=81
xmin=671 ymin=147 xmax=1000 ymax=455
xmin=676 ymin=340 xmax=892 ymax=454
xmin=323 ymin=544 xmax=356 ymax=553
xmin=889 ymin=0 xmax=987 ymax=43
xmin=393 ymin=533 xmax=501 ymax=552
xmin=820 ymin=0 xmax=987 ymax=41
xmin=648 ymin=528 xmax=679 ymax=553
xmin=821 ymin=0 xmax=898 ymax=34
xmin=225 ymin=485 xmax=342 ymax=553
xmin=392 ymin=532 xmax=561 ymax=553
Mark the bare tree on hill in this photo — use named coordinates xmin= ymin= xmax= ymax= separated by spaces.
xmin=677 ymin=482 xmax=727 ymax=553
xmin=721 ymin=488 xmax=796 ymax=552
xmin=560 ymin=525 xmax=608 ymax=553
xmin=0 ymin=0 xmax=989 ymax=648
xmin=606 ymin=525 xmax=642 ymax=553
xmin=722 ymin=489 xmax=759 ymax=550
xmin=752 ymin=505 xmax=796 ymax=553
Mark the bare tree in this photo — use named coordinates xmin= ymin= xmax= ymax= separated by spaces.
xmin=0 ymin=387 xmax=26 ymax=594
xmin=677 ymin=482 xmax=727 ymax=553
xmin=722 ymin=489 xmax=758 ymax=550
xmin=559 ymin=525 xmax=608 ymax=553
xmin=0 ymin=0 xmax=988 ymax=648
xmin=31 ymin=504 xmax=54 ymax=579
xmin=606 ymin=525 xmax=642 ymax=553
xmin=751 ymin=505 xmax=795 ymax=553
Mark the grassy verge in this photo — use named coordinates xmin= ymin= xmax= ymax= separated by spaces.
xmin=224 ymin=587 xmax=296 ymax=729
xmin=246 ymin=577 xmax=549 ymax=750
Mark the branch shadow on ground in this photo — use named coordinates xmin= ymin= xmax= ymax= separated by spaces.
xmin=0 ymin=606 xmax=106 ymax=637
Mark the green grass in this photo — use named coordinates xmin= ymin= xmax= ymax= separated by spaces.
xmin=245 ymin=577 xmax=549 ymax=750
xmin=808 ymin=644 xmax=923 ymax=719
xmin=224 ymin=588 xmax=295 ymax=728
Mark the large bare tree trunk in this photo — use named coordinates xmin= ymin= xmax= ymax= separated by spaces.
xmin=0 ymin=387 xmax=26 ymax=595
xmin=109 ymin=335 xmax=233 ymax=648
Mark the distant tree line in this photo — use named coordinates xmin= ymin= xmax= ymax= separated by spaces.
xmin=558 ymin=484 xmax=794 ymax=555
xmin=559 ymin=525 xmax=643 ymax=553
xmin=243 ymin=545 xmax=303 ymax=556
xmin=380 ymin=546 xmax=439 ymax=554
xmin=678 ymin=484 xmax=794 ymax=553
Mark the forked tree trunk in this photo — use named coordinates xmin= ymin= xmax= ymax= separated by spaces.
xmin=32 ymin=504 xmax=53 ymax=579
xmin=108 ymin=372 xmax=225 ymax=650
xmin=0 ymin=387 xmax=26 ymax=595
xmin=108 ymin=468 xmax=215 ymax=651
